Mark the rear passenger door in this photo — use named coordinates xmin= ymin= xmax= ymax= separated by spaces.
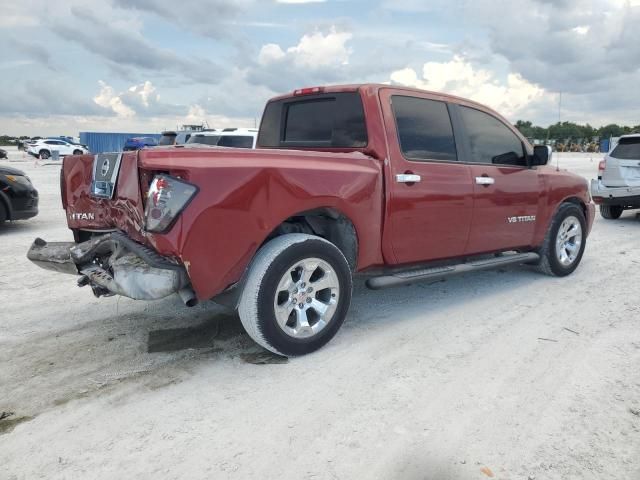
xmin=452 ymin=104 xmax=542 ymax=254
xmin=380 ymin=89 xmax=474 ymax=264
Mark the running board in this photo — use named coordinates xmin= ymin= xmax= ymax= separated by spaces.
xmin=365 ymin=252 xmax=540 ymax=290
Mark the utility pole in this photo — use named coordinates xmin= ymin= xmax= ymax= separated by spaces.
xmin=557 ymin=92 xmax=562 ymax=171
xmin=558 ymin=91 xmax=562 ymax=124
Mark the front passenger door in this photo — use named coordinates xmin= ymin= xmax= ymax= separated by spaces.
xmin=455 ymin=105 xmax=543 ymax=255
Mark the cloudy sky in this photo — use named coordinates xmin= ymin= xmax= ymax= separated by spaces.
xmin=1 ymin=0 xmax=639 ymax=136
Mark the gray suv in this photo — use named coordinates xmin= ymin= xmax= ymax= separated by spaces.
xmin=591 ymin=134 xmax=640 ymax=219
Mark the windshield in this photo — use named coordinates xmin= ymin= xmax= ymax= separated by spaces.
xmin=611 ymin=137 xmax=640 ymax=160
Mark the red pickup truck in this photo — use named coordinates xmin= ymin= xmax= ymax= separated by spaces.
xmin=28 ymin=84 xmax=595 ymax=356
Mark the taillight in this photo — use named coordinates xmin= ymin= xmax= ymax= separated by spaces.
xmin=60 ymin=157 xmax=67 ymax=208
xmin=598 ymin=158 xmax=606 ymax=179
xmin=144 ymin=174 xmax=198 ymax=233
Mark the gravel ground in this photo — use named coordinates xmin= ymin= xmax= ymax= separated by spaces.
xmin=1 ymin=147 xmax=639 ymax=480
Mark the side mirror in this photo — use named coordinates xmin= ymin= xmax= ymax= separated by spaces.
xmin=532 ymin=145 xmax=552 ymax=166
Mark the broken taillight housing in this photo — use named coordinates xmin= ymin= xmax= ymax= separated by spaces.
xmin=144 ymin=174 xmax=198 ymax=233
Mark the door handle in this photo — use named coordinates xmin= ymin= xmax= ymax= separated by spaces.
xmin=475 ymin=176 xmax=495 ymax=186
xmin=396 ymin=174 xmax=422 ymax=183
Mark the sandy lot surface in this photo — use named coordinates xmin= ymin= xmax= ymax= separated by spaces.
xmin=1 ymin=147 xmax=639 ymax=480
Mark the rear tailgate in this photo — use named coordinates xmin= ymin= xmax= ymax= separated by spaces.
xmin=603 ymin=136 xmax=640 ymax=187
xmin=63 ymin=152 xmax=146 ymax=242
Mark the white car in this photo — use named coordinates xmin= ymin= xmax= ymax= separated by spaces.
xmin=27 ymin=139 xmax=89 ymax=160
xmin=185 ymin=128 xmax=258 ymax=149
xmin=590 ymin=133 xmax=640 ymax=218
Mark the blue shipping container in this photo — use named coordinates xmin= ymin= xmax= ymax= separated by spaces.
xmin=599 ymin=138 xmax=610 ymax=153
xmin=80 ymin=132 xmax=162 ymax=154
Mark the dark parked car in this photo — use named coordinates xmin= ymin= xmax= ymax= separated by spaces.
xmin=123 ymin=136 xmax=159 ymax=151
xmin=0 ymin=165 xmax=39 ymax=224
xmin=0 ymin=148 xmax=7 ymax=159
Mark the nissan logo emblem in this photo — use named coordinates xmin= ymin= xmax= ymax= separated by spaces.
xmin=100 ymin=158 xmax=110 ymax=177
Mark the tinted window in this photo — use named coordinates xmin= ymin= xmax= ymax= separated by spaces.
xmin=611 ymin=137 xmax=640 ymax=159
xmin=187 ymin=135 xmax=220 ymax=146
xmin=392 ymin=96 xmax=457 ymax=161
xmin=258 ymin=92 xmax=367 ymax=148
xmin=158 ymin=133 xmax=176 ymax=146
xmin=218 ymin=136 xmax=254 ymax=148
xmin=460 ymin=106 xmax=526 ymax=166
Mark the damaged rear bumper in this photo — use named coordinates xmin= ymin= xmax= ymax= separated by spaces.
xmin=27 ymin=232 xmax=196 ymax=304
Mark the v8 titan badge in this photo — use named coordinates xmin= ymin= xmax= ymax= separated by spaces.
xmin=507 ymin=215 xmax=536 ymax=223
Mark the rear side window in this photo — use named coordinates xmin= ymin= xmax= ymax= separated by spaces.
xmin=258 ymin=92 xmax=367 ymax=148
xmin=459 ymin=106 xmax=526 ymax=166
xmin=218 ymin=136 xmax=254 ymax=148
xmin=391 ymin=96 xmax=457 ymax=161
xmin=611 ymin=137 xmax=640 ymax=159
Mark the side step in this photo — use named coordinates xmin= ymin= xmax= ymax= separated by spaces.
xmin=365 ymin=252 xmax=540 ymax=290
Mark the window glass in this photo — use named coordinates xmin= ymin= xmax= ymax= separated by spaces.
xmin=218 ymin=136 xmax=254 ymax=148
xmin=459 ymin=106 xmax=526 ymax=166
xmin=158 ymin=133 xmax=176 ymax=146
xmin=391 ymin=96 xmax=457 ymax=161
xmin=258 ymin=92 xmax=367 ymax=148
xmin=187 ymin=134 xmax=220 ymax=146
xmin=610 ymin=137 xmax=640 ymax=159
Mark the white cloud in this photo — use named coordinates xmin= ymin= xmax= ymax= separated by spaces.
xmin=94 ymin=81 xmax=136 ymax=118
xmin=390 ymin=56 xmax=545 ymax=119
xmin=258 ymin=27 xmax=353 ymax=69
xmin=258 ymin=44 xmax=286 ymax=65
xmin=276 ymin=0 xmax=326 ymax=3
xmin=127 ymin=81 xmax=159 ymax=108
xmin=572 ymin=25 xmax=590 ymax=35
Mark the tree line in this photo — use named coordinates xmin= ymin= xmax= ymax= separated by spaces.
xmin=515 ymin=120 xmax=640 ymax=143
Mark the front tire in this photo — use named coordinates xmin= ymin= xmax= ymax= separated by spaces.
xmin=238 ymin=234 xmax=353 ymax=356
xmin=73 ymin=149 xmax=83 ymax=155
xmin=39 ymin=150 xmax=50 ymax=160
xmin=535 ymin=203 xmax=587 ymax=277
xmin=600 ymin=204 xmax=623 ymax=219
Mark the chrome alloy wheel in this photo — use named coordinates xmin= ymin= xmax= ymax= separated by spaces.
xmin=273 ymin=258 xmax=340 ymax=339
xmin=555 ymin=216 xmax=583 ymax=267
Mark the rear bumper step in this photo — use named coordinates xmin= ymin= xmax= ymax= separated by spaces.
xmin=365 ymin=252 xmax=540 ymax=290
xmin=27 ymin=233 xmax=194 ymax=303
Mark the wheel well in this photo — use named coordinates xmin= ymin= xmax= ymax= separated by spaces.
xmin=562 ymin=197 xmax=587 ymax=219
xmin=264 ymin=208 xmax=358 ymax=270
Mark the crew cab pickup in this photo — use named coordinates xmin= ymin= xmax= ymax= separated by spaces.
xmin=28 ymin=84 xmax=595 ymax=356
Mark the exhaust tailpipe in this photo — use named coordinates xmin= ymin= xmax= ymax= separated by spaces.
xmin=178 ymin=287 xmax=198 ymax=307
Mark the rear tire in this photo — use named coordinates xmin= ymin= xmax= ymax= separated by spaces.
xmin=535 ymin=203 xmax=587 ymax=277
xmin=39 ymin=150 xmax=50 ymax=160
xmin=600 ymin=204 xmax=623 ymax=219
xmin=238 ymin=234 xmax=353 ymax=356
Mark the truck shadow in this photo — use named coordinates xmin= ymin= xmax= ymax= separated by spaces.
xmin=0 ymin=263 xmax=578 ymax=426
